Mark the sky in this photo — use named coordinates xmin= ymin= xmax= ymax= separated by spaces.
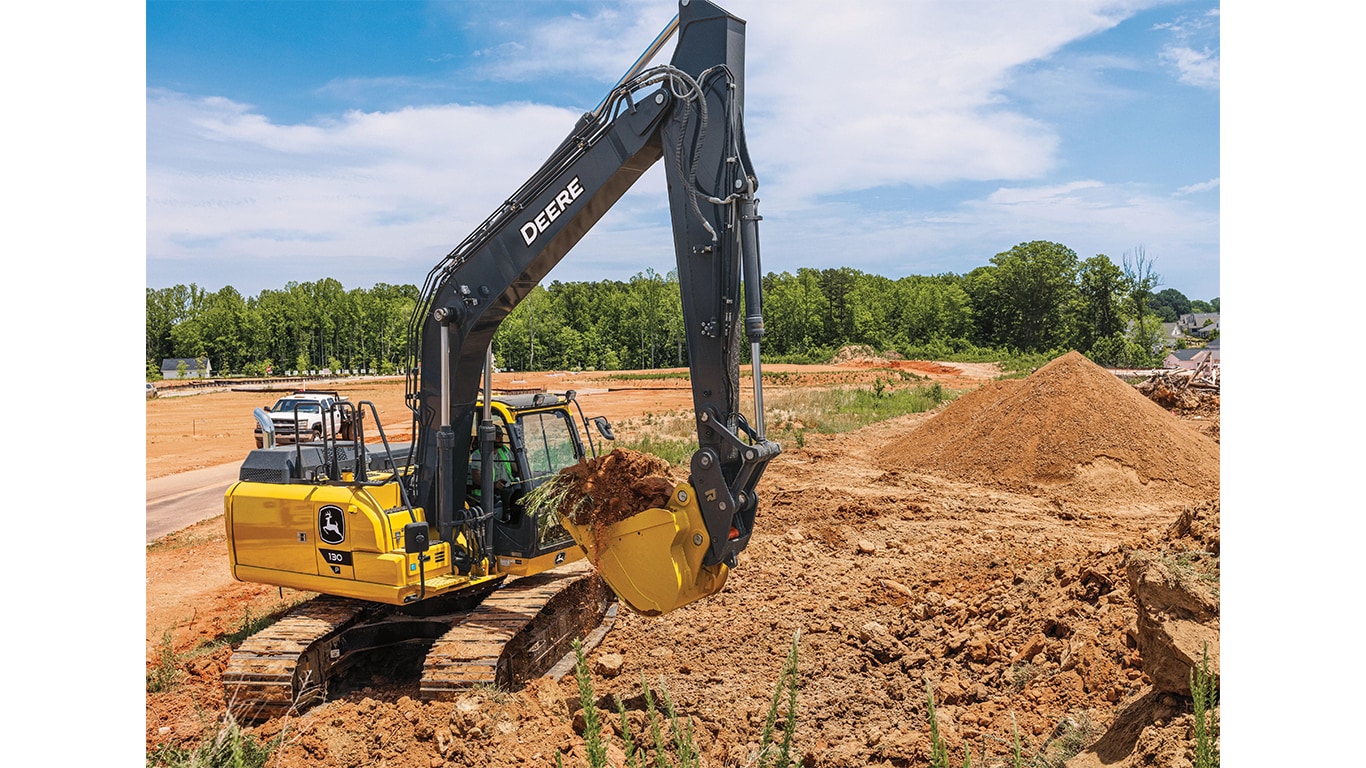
xmin=145 ymin=0 xmax=1221 ymax=300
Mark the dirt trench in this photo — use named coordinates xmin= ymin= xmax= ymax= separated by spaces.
xmin=146 ymin=356 xmax=1218 ymax=767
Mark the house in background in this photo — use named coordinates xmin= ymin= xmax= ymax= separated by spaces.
xmin=1159 ymin=322 xmax=1186 ymax=347
xmin=161 ymin=357 xmax=212 ymax=379
xmin=1162 ymin=347 xmax=1220 ymax=370
xmin=1178 ymin=312 xmax=1220 ymax=338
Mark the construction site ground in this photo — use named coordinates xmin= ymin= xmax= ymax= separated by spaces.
xmin=145 ymin=355 xmax=1220 ymax=767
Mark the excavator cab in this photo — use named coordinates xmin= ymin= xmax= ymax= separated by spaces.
xmin=473 ymin=393 xmax=732 ymax=615
xmin=476 ymin=394 xmax=594 ymax=576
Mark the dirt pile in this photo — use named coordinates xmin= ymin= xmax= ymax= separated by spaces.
xmin=549 ymin=448 xmax=678 ymax=559
xmin=879 ymin=351 xmax=1219 ymax=504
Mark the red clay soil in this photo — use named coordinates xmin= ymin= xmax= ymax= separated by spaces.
xmin=879 ymin=351 xmax=1219 ymax=507
xmin=550 ymin=448 xmax=679 ymax=562
xmin=145 ymin=356 xmax=1218 ymax=768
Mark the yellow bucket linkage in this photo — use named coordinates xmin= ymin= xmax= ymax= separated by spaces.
xmin=561 ymin=482 xmax=727 ymax=616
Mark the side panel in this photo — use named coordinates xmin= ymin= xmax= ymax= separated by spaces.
xmin=227 ymin=482 xmax=400 ymax=584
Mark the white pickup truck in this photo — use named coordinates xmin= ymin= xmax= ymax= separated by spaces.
xmin=254 ymin=390 xmax=354 ymax=448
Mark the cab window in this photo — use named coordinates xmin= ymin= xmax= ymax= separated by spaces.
xmin=519 ymin=410 xmax=582 ymax=483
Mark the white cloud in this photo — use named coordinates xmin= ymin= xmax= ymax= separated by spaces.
xmin=147 ymin=90 xmax=588 ymax=288
xmin=1176 ymin=177 xmax=1220 ymax=195
xmin=456 ymin=1 xmax=1163 ymax=196
xmin=1160 ymin=45 xmax=1219 ymax=88
xmin=1154 ymin=6 xmax=1220 ymax=89
xmin=738 ymin=1 xmax=1158 ymax=197
xmin=471 ymin=0 xmax=675 ymax=84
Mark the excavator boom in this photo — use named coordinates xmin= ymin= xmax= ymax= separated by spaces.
xmin=405 ymin=0 xmax=779 ymax=613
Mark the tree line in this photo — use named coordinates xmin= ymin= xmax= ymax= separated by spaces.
xmin=146 ymin=240 xmax=1218 ymax=378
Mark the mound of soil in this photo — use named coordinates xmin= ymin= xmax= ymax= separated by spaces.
xmin=552 ymin=448 xmax=678 ymax=559
xmin=879 ymin=351 xmax=1219 ymax=504
xmin=879 ymin=348 xmax=1223 ymax=502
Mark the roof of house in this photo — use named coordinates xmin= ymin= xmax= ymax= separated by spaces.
xmin=1165 ymin=348 xmax=1208 ymax=362
xmin=161 ymin=357 xmax=209 ymax=370
xmin=1179 ymin=312 xmax=1220 ymax=328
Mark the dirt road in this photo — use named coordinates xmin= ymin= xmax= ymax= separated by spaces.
xmin=145 ymin=357 xmax=1219 ymax=768
xmin=146 ymin=463 xmax=240 ymax=542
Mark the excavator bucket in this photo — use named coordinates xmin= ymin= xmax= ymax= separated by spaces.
xmin=561 ymin=482 xmax=728 ymax=616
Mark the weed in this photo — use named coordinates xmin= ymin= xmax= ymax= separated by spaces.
xmin=1042 ymin=711 xmax=1099 ymax=763
xmin=1191 ymin=643 xmax=1219 ymax=768
xmin=146 ymin=631 xmax=182 ymax=693
xmin=571 ymin=640 xmax=608 ymax=768
xmin=561 ymin=632 xmax=802 ymax=768
xmin=614 ymin=695 xmax=640 ymax=768
xmin=1010 ymin=712 xmax=1023 ymax=767
xmin=926 ymin=681 xmax=950 ymax=768
xmin=147 ymin=712 xmax=278 ymax=768
xmin=658 ymin=685 xmax=698 ymax=768
xmin=755 ymin=630 xmax=802 ymax=768
xmin=221 ymin=605 xmax=284 ymax=647
xmin=524 ymin=471 xmax=591 ymax=525
xmin=1009 ymin=662 xmax=1038 ymax=691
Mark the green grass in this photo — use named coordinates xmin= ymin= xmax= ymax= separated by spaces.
xmin=148 ymin=599 xmax=306 ymax=695
xmin=762 ymin=381 xmax=950 ymax=438
xmin=147 ymin=602 xmax=309 ymax=767
xmin=220 ymin=604 xmax=295 ymax=647
xmin=606 ymin=381 xmax=953 ymax=467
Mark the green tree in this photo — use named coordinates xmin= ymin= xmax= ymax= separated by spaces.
xmin=1075 ymin=255 xmax=1127 ymax=353
xmin=818 ymin=267 xmax=861 ymax=348
xmin=1150 ymin=287 xmax=1192 ymax=323
xmin=970 ymin=241 xmax=1080 ymax=352
xmin=894 ymin=275 xmax=972 ymax=348
xmin=763 ymin=269 xmax=829 ymax=358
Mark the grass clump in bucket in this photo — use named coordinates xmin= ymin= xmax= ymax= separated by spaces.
xmin=525 ymin=448 xmax=678 ymax=564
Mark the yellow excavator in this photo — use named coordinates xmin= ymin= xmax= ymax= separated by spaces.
xmin=223 ymin=0 xmax=779 ymax=719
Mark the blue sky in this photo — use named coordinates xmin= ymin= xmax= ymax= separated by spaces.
xmin=146 ymin=0 xmax=1221 ymax=300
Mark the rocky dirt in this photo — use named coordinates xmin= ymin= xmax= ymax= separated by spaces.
xmin=145 ymin=355 xmax=1219 ymax=767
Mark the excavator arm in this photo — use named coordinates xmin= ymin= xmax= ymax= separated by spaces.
xmin=404 ymin=0 xmax=779 ymax=614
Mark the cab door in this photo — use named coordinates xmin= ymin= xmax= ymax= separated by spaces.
xmin=492 ymin=408 xmax=584 ymax=558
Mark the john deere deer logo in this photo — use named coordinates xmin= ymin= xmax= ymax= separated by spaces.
xmin=318 ymin=505 xmax=346 ymax=545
